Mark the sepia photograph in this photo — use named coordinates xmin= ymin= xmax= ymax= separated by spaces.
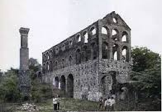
xmin=0 ymin=0 xmax=161 ymax=111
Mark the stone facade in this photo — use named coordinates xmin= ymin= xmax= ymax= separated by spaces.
xmin=19 ymin=27 xmax=31 ymax=99
xmin=42 ymin=11 xmax=132 ymax=101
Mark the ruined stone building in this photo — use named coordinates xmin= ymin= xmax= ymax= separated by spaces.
xmin=42 ymin=11 xmax=132 ymax=101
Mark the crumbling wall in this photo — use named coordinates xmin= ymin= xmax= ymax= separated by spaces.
xmin=42 ymin=11 xmax=132 ymax=101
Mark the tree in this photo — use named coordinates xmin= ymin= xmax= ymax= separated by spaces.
xmin=29 ymin=58 xmax=41 ymax=80
xmin=131 ymin=47 xmax=160 ymax=72
xmin=131 ymin=47 xmax=161 ymax=110
xmin=0 ymin=68 xmax=20 ymax=102
xmin=28 ymin=58 xmax=52 ymax=102
xmin=0 ymin=58 xmax=51 ymax=103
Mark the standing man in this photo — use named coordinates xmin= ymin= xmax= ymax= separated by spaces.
xmin=98 ymin=97 xmax=104 ymax=110
xmin=104 ymin=97 xmax=110 ymax=111
xmin=57 ymin=95 xmax=60 ymax=110
xmin=53 ymin=96 xmax=58 ymax=110
xmin=109 ymin=96 xmax=116 ymax=111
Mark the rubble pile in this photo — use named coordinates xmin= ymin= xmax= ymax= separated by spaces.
xmin=20 ymin=103 xmax=39 ymax=112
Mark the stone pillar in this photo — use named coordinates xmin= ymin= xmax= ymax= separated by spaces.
xmin=128 ymin=32 xmax=131 ymax=62
xmin=117 ymin=45 xmax=122 ymax=60
xmin=19 ymin=27 xmax=31 ymax=100
xmin=108 ymin=39 xmax=113 ymax=60
xmin=97 ymin=21 xmax=103 ymax=59
xmin=126 ymin=47 xmax=130 ymax=62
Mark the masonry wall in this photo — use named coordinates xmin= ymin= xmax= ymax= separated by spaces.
xmin=42 ymin=11 xmax=132 ymax=101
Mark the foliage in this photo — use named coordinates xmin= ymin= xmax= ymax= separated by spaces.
xmin=131 ymin=47 xmax=161 ymax=110
xmin=0 ymin=68 xmax=21 ymax=102
xmin=29 ymin=58 xmax=52 ymax=103
xmin=131 ymin=46 xmax=160 ymax=72
xmin=29 ymin=58 xmax=41 ymax=80
xmin=0 ymin=58 xmax=50 ymax=103
xmin=31 ymin=80 xmax=52 ymax=103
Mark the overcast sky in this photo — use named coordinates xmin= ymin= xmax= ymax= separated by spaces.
xmin=0 ymin=0 xmax=162 ymax=71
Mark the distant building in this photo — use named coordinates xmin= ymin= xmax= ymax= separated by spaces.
xmin=42 ymin=11 xmax=132 ymax=101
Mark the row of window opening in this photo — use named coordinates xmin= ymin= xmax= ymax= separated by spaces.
xmin=101 ymin=27 xmax=128 ymax=42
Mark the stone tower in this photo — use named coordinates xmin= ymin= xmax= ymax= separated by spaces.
xmin=19 ymin=27 xmax=31 ymax=99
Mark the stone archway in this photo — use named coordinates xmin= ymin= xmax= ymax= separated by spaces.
xmin=54 ymin=77 xmax=59 ymax=89
xmin=60 ymin=75 xmax=66 ymax=92
xmin=110 ymin=71 xmax=117 ymax=94
xmin=101 ymin=75 xmax=112 ymax=96
xmin=100 ymin=71 xmax=117 ymax=96
xmin=67 ymin=74 xmax=74 ymax=98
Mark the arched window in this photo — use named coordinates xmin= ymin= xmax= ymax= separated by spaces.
xmin=122 ymin=46 xmax=129 ymax=62
xmin=112 ymin=36 xmax=118 ymax=41
xmin=62 ymin=59 xmax=65 ymax=68
xmin=102 ymin=42 xmax=108 ymax=59
xmin=47 ymin=62 xmax=50 ymax=71
xmin=90 ymin=27 xmax=96 ymax=35
xmin=50 ymin=50 xmax=53 ymax=57
xmin=61 ymin=44 xmax=65 ymax=51
xmin=101 ymin=26 xmax=108 ymax=35
xmin=91 ymin=42 xmax=97 ymax=59
xmin=76 ymin=34 xmax=81 ymax=42
xmin=55 ymin=47 xmax=59 ymax=54
xmin=112 ymin=29 xmax=118 ymax=36
xmin=113 ymin=51 xmax=118 ymax=60
xmin=113 ymin=17 xmax=118 ymax=23
xmin=55 ymin=61 xmax=58 ymax=69
xmin=113 ymin=44 xmax=118 ymax=60
xmin=76 ymin=49 xmax=81 ymax=64
xmin=47 ymin=52 xmax=50 ymax=60
xmin=50 ymin=61 xmax=52 ymax=71
xmin=83 ymin=31 xmax=88 ymax=43
xmin=122 ymin=31 xmax=128 ymax=42
xmin=69 ymin=40 xmax=73 ymax=46
xmin=69 ymin=56 xmax=72 ymax=65
xmin=83 ymin=46 xmax=88 ymax=61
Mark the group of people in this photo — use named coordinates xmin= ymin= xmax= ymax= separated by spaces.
xmin=53 ymin=94 xmax=116 ymax=111
xmin=53 ymin=95 xmax=60 ymax=110
xmin=99 ymin=96 xmax=116 ymax=111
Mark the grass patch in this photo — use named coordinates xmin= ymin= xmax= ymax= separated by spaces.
xmin=13 ymin=98 xmax=99 ymax=112
xmin=36 ymin=98 xmax=99 ymax=111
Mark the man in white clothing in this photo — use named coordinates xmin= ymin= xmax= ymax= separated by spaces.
xmin=53 ymin=96 xmax=58 ymax=110
xmin=109 ymin=96 xmax=116 ymax=111
xmin=104 ymin=97 xmax=110 ymax=110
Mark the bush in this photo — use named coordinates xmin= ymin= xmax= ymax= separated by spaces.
xmin=31 ymin=80 xmax=52 ymax=103
xmin=0 ymin=69 xmax=21 ymax=102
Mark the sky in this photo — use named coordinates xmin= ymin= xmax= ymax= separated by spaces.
xmin=0 ymin=0 xmax=162 ymax=72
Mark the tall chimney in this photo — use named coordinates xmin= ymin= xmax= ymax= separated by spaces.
xmin=19 ymin=27 xmax=31 ymax=100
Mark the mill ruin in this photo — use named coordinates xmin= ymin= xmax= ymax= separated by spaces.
xmin=42 ymin=11 xmax=132 ymax=101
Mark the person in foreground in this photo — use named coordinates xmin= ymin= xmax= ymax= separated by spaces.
xmin=99 ymin=97 xmax=104 ymax=110
xmin=104 ymin=96 xmax=116 ymax=111
xmin=53 ymin=96 xmax=59 ymax=111
xmin=109 ymin=96 xmax=116 ymax=111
